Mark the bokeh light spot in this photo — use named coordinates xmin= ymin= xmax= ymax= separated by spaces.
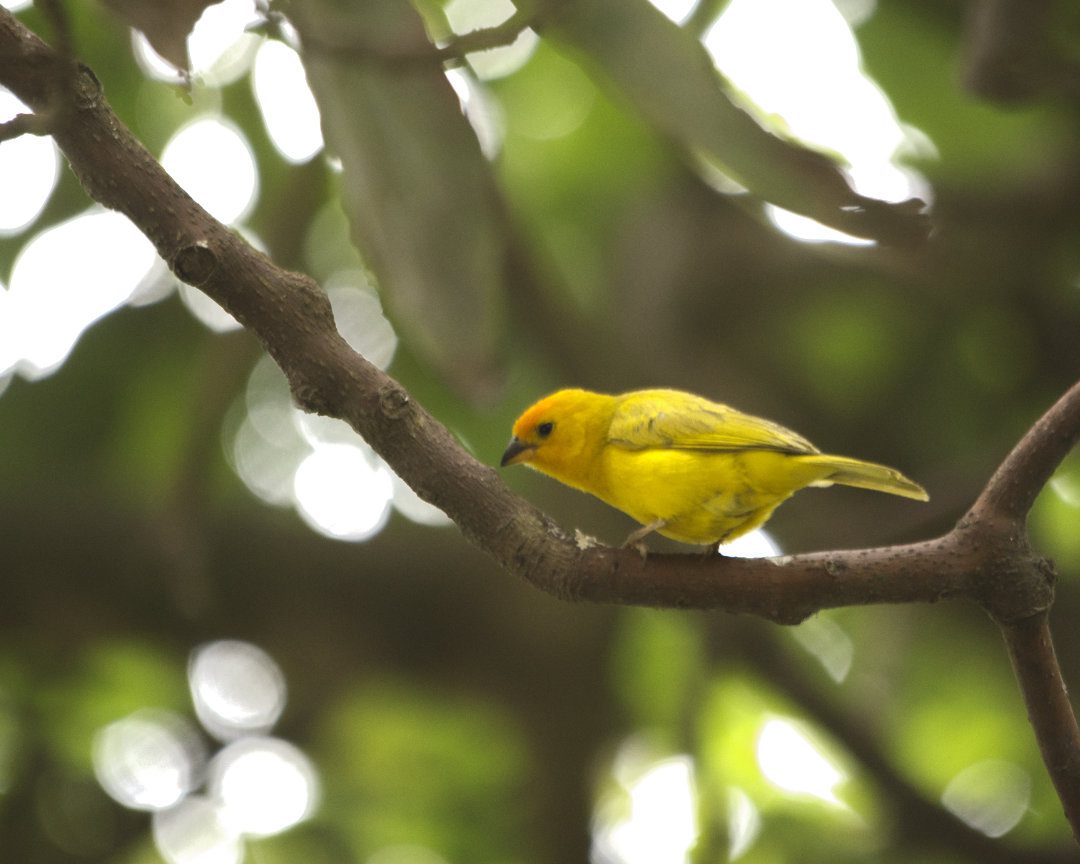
xmin=209 ymin=737 xmax=319 ymax=837
xmin=445 ymin=68 xmax=504 ymax=159
xmin=390 ymin=471 xmax=452 ymax=527
xmin=93 ymin=711 xmax=205 ymax=811
xmin=178 ymin=282 xmax=242 ymax=332
xmin=594 ymin=752 xmax=698 ymax=864
xmin=4 ymin=208 xmax=157 ymax=378
xmin=325 ymin=272 xmax=398 ymax=370
xmin=766 ymin=206 xmax=876 ymax=246
xmin=790 ymin=614 xmax=854 ymax=683
xmin=646 ymin=0 xmax=697 ymax=23
xmin=756 ymin=718 xmax=846 ymax=806
xmin=444 ymin=0 xmax=539 ymax=80
xmin=189 ymin=641 xmax=287 ymax=742
xmin=188 ymin=0 xmax=262 ymax=87
xmin=505 ymin=50 xmax=594 ymax=142
xmin=152 ymin=795 xmax=242 ymax=864
xmin=252 ymin=39 xmax=324 ymax=164
xmin=0 ymin=89 xmax=59 ymax=235
xmin=131 ymin=30 xmax=186 ymax=83
xmin=702 ymin=0 xmax=932 ymax=245
xmin=726 ymin=787 xmax=761 ymax=861
xmin=161 ymin=117 xmax=257 ymax=224
xmin=718 ymin=528 xmax=780 ymax=558
xmin=941 ymin=759 xmax=1030 ymax=837
xmin=293 ymin=442 xmax=394 ymax=541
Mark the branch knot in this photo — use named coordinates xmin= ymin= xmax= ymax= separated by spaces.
xmin=173 ymin=240 xmax=217 ymax=286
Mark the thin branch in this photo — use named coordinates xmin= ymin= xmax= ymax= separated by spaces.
xmin=728 ymin=625 xmax=1078 ymax=864
xmin=434 ymin=10 xmax=534 ymax=61
xmin=292 ymin=8 xmax=534 ymax=66
xmin=1001 ymin=614 xmax=1080 ymax=840
xmin=2 ymin=5 xmax=1080 ymax=844
xmin=0 ymin=111 xmax=50 ymax=141
xmin=0 ymin=6 xmax=988 ymax=628
xmin=969 ymin=379 xmax=1080 ymax=524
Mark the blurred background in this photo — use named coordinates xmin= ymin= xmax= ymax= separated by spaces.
xmin=2 ymin=0 xmax=1080 ymax=861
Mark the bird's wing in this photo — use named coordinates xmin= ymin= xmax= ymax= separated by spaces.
xmin=606 ymin=390 xmax=819 ymax=454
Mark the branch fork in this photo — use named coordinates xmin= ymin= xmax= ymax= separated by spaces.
xmin=2 ymin=4 xmax=1080 ymax=846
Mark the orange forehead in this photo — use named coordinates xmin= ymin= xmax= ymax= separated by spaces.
xmin=511 ymin=389 xmax=593 ymax=437
xmin=511 ymin=393 xmax=561 ymax=437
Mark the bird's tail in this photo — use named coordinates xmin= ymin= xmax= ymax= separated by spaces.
xmin=800 ymin=455 xmax=929 ymax=501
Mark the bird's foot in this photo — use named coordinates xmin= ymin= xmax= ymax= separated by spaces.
xmin=621 ymin=519 xmax=667 ymax=558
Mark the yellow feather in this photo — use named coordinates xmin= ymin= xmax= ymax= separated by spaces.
xmin=501 ymin=387 xmax=928 ymax=547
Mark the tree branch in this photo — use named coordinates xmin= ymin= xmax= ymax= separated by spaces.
xmin=1002 ymin=613 xmax=1080 ymax=839
xmin=0 ymin=110 xmax=49 ymax=141
xmin=969 ymin=379 xmax=1080 ymax=524
xmin=0 ymin=6 xmax=984 ymax=627
xmin=2 ymin=4 xmax=1080 ymax=842
xmin=728 ymin=625 xmax=1078 ymax=864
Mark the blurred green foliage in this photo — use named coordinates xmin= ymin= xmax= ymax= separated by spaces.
xmin=2 ymin=0 xmax=1080 ymax=862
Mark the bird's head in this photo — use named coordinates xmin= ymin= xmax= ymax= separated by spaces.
xmin=500 ymin=389 xmax=615 ymax=486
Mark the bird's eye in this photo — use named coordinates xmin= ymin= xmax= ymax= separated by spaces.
xmin=537 ymin=421 xmax=554 ymax=438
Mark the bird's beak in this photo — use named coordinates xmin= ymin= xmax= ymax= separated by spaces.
xmin=500 ymin=436 xmax=534 ymax=467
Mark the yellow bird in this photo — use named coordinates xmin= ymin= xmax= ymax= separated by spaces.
xmin=501 ymin=388 xmax=928 ymax=548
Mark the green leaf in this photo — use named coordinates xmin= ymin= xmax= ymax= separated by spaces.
xmin=289 ymin=0 xmax=511 ymax=396
xmin=534 ymin=0 xmax=928 ymax=244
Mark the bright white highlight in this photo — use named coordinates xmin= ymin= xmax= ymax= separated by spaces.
xmin=210 ymin=737 xmax=319 ymax=837
xmin=326 ymin=275 xmax=398 ymax=369
xmin=444 ymin=0 xmax=539 ymax=80
xmin=0 ymin=89 xmax=59 ymax=235
xmin=1 ymin=0 xmax=32 ymax=10
xmin=233 ymin=336 xmax=415 ymax=541
xmin=756 ymin=718 xmax=846 ymax=805
xmin=766 ymin=207 xmax=876 ymax=246
xmin=391 ymin=472 xmax=452 ymax=527
xmin=726 ymin=787 xmax=762 ymax=861
xmin=131 ymin=31 xmax=185 ymax=83
xmin=252 ymin=40 xmax=323 ymax=164
xmin=703 ymin=0 xmax=932 ymax=244
xmin=647 ymin=0 xmax=697 ymax=24
xmin=152 ymin=795 xmax=242 ymax=864
xmin=93 ymin=711 xmax=204 ymax=811
xmin=178 ymin=282 xmax=241 ymax=332
xmin=2 ymin=208 xmax=157 ymax=378
xmin=161 ymin=118 xmax=257 ymax=224
xmin=129 ymin=0 xmax=259 ymax=84
xmin=293 ymin=443 xmax=394 ymax=541
xmin=189 ymin=641 xmax=287 ymax=742
xmin=232 ymin=356 xmax=310 ymax=506
xmin=941 ymin=760 xmax=1031 ymax=837
xmin=1050 ymin=473 xmax=1080 ymax=507
xmin=445 ymin=68 xmax=504 ymax=159
xmin=188 ymin=0 xmax=262 ymax=86
xmin=790 ymin=615 xmax=854 ymax=683
xmin=596 ymin=754 xmax=699 ymax=864
xmin=718 ymin=528 xmax=780 ymax=558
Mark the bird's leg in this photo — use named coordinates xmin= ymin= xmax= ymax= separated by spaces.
xmin=621 ymin=519 xmax=667 ymax=558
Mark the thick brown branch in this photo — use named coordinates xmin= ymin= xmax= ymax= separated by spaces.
xmin=3 ymin=6 xmax=1080 ymax=842
xmin=0 ymin=7 xmax=980 ymax=626
xmin=0 ymin=3 xmax=1067 ymax=626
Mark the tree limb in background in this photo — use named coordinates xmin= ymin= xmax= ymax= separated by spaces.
xmin=1 ymin=5 xmax=1079 ymax=844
